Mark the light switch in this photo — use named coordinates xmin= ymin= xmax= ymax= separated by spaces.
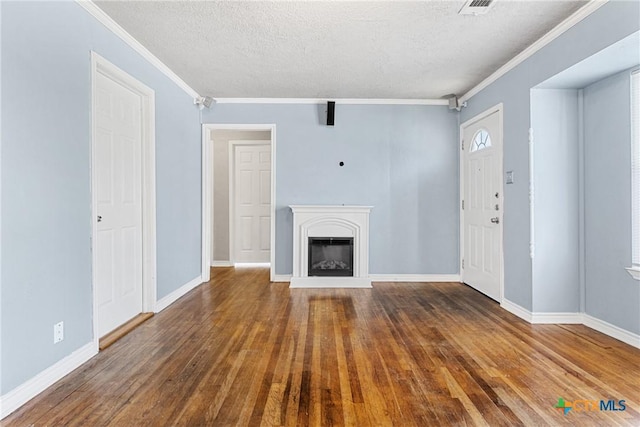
xmin=506 ymin=171 xmax=514 ymax=184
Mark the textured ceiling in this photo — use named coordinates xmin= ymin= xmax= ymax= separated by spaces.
xmin=95 ymin=0 xmax=588 ymax=99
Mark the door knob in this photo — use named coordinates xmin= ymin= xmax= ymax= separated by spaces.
xmin=97 ymin=215 xmax=102 ymax=222
xmin=490 ymin=217 xmax=499 ymax=224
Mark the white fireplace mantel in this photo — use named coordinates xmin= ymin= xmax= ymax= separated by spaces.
xmin=290 ymin=205 xmax=372 ymax=288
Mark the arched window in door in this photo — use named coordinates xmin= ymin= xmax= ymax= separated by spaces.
xmin=471 ymin=128 xmax=492 ymax=152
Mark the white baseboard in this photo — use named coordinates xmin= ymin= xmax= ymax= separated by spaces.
xmin=531 ymin=312 xmax=583 ymax=324
xmin=211 ymin=261 xmax=233 ymax=267
xmin=0 ymin=275 xmax=205 ymax=420
xmin=500 ymin=299 xmax=640 ymax=349
xmin=155 ymin=275 xmax=203 ymax=313
xmin=501 ymin=299 xmax=533 ymax=323
xmin=370 ymin=274 xmax=461 ymax=282
xmin=583 ymin=314 xmax=640 ymax=349
xmin=0 ymin=342 xmax=97 ymax=420
xmin=272 ymin=274 xmax=462 ymax=283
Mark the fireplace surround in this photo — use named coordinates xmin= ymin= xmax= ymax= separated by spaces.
xmin=290 ymin=205 xmax=372 ymax=288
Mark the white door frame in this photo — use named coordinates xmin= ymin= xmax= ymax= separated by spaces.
xmin=228 ymin=140 xmax=272 ymax=265
xmin=201 ymin=124 xmax=276 ymax=282
xmin=459 ymin=103 xmax=504 ymax=302
xmin=90 ymin=52 xmax=157 ymax=347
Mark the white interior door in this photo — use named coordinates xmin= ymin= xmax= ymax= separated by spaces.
xmin=95 ymin=71 xmax=143 ymax=336
xmin=233 ymin=143 xmax=271 ymax=263
xmin=462 ymin=108 xmax=503 ymax=301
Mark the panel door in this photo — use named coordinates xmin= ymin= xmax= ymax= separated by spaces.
xmin=234 ymin=144 xmax=271 ymax=263
xmin=95 ymin=71 xmax=143 ymax=336
xmin=462 ymin=110 xmax=502 ymax=301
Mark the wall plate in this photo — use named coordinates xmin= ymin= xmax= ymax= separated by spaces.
xmin=506 ymin=170 xmax=514 ymax=184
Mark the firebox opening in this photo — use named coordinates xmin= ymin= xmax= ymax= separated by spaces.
xmin=308 ymin=237 xmax=354 ymax=277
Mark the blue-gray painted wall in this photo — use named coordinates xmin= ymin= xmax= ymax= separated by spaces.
xmin=584 ymin=69 xmax=640 ymax=335
xmin=460 ymin=0 xmax=640 ymax=311
xmin=530 ymin=89 xmax=581 ymax=312
xmin=202 ymin=104 xmax=460 ymax=276
xmin=1 ymin=2 xmax=201 ymax=394
xmin=2 ymin=0 xmax=640 ymax=405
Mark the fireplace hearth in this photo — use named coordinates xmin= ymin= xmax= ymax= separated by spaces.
xmin=308 ymin=237 xmax=354 ymax=277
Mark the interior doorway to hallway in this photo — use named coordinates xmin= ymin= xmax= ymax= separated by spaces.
xmin=201 ymin=125 xmax=276 ymax=282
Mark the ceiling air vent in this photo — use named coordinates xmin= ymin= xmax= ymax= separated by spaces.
xmin=458 ymin=0 xmax=496 ymax=15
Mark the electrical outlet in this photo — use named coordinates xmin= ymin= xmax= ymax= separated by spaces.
xmin=54 ymin=321 xmax=64 ymax=344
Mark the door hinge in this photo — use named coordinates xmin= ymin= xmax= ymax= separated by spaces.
xmin=461 ymin=139 xmax=465 ymax=151
xmin=462 ymin=259 xmax=464 ymax=269
xmin=461 ymin=199 xmax=464 ymax=210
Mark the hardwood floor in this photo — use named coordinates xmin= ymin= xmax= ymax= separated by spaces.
xmin=4 ymin=266 xmax=639 ymax=426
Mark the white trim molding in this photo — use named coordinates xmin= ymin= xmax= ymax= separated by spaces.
xmin=529 ymin=127 xmax=536 ymax=260
xmin=370 ymin=274 xmax=461 ymax=283
xmin=211 ymin=261 xmax=234 ymax=268
xmin=531 ymin=312 xmax=583 ymax=324
xmin=272 ymin=274 xmax=461 ymax=284
xmin=502 ymin=299 xmax=581 ymax=324
xmin=202 ymin=124 xmax=277 ymax=282
xmin=213 ymin=98 xmax=448 ymax=105
xmin=626 ymin=266 xmax=640 ymax=280
xmin=90 ymin=51 xmax=157 ymax=345
xmin=500 ymin=299 xmax=640 ymax=349
xmin=501 ymin=299 xmax=533 ymax=323
xmin=460 ymin=0 xmax=609 ymax=103
xmin=76 ymin=1 xmax=199 ymax=99
xmin=201 ymin=124 xmax=212 ymax=283
xmin=155 ymin=276 xmax=203 ymax=313
xmin=0 ymin=343 xmax=97 ymax=420
xmin=583 ymin=314 xmax=640 ymax=349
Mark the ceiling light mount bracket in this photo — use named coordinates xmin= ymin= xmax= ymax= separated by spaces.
xmin=194 ymin=95 xmax=215 ymax=109
xmin=447 ymin=95 xmax=467 ymax=111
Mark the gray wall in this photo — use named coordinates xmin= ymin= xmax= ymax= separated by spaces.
xmin=530 ymin=89 xmax=580 ymax=312
xmin=460 ymin=0 xmax=640 ymax=311
xmin=202 ymin=104 xmax=460 ymax=276
xmin=1 ymin=2 xmax=201 ymax=394
xmin=584 ymin=69 xmax=640 ymax=335
xmin=210 ymin=130 xmax=271 ymax=262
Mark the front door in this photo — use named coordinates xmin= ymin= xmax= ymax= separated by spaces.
xmin=462 ymin=107 xmax=503 ymax=301
xmin=94 ymin=70 xmax=144 ymax=336
xmin=233 ymin=143 xmax=271 ymax=263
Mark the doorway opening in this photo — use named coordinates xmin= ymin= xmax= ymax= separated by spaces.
xmin=201 ymin=125 xmax=276 ymax=282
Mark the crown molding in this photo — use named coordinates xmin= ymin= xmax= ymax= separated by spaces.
xmin=460 ymin=0 xmax=610 ymax=103
xmin=75 ymin=0 xmax=200 ymax=99
xmin=214 ymin=98 xmax=449 ymax=106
